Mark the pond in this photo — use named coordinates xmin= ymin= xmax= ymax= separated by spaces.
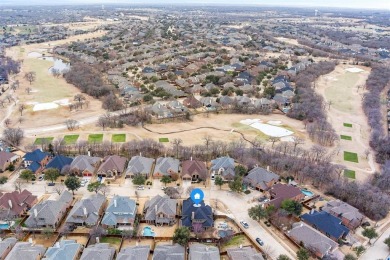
xmin=38 ymin=56 xmax=70 ymax=73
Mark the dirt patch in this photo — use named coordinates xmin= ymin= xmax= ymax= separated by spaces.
xmin=27 ymin=233 xmax=57 ymax=247
xmin=64 ymin=235 xmax=89 ymax=246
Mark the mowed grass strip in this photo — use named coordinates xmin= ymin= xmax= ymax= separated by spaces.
xmin=344 ymin=169 xmax=356 ymax=179
xmin=112 ymin=134 xmax=126 ymax=143
xmin=88 ymin=134 xmax=103 ymax=143
xmin=340 ymin=135 xmax=352 ymax=141
xmin=344 ymin=151 xmax=359 ymax=163
xmin=63 ymin=134 xmax=79 ymax=144
xmin=34 ymin=137 xmax=54 ymax=145
xmin=159 ymin=138 xmax=169 ymax=143
xmin=343 ymin=123 xmax=353 ymax=128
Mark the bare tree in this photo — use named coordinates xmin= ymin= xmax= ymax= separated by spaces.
xmin=51 ymin=68 xmax=61 ymax=78
xmin=24 ymin=71 xmax=36 ymax=85
xmin=268 ymin=136 xmax=280 ymax=147
xmin=54 ymin=183 xmax=66 ymax=195
xmin=74 ymin=94 xmax=86 ymax=109
xmin=25 ymin=87 xmax=32 ymax=94
xmin=171 ymin=138 xmax=183 ymax=158
xmin=292 ymin=136 xmax=305 ymax=151
xmin=14 ymin=180 xmax=24 ymax=193
xmin=18 ymin=104 xmax=26 ymax=116
xmin=3 ymin=118 xmax=11 ymax=128
xmin=3 ymin=128 xmax=24 ymax=146
xmin=97 ymin=115 xmax=109 ymax=131
xmin=100 ymin=185 xmax=110 ymax=197
xmin=65 ymin=119 xmax=80 ymax=131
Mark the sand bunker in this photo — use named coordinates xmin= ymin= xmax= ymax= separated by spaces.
xmin=267 ymin=120 xmax=283 ymax=126
xmin=27 ymin=52 xmax=42 ymax=58
xmin=32 ymin=99 xmax=70 ymax=111
xmin=240 ymin=119 xmax=294 ymax=137
xmin=345 ymin=67 xmax=364 ymax=73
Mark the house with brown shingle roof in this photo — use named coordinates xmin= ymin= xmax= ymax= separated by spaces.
xmin=265 ymin=183 xmax=304 ymax=209
xmin=0 ymin=151 xmax=20 ymax=172
xmin=181 ymin=159 xmax=207 ymax=181
xmin=183 ymin=96 xmax=202 ymax=109
xmin=322 ymin=200 xmax=365 ymax=230
xmin=0 ymin=190 xmax=37 ymax=217
xmin=97 ymin=155 xmax=127 ymax=178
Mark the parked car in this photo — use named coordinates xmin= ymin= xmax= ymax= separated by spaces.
xmin=47 ymin=183 xmax=55 ymax=186
xmin=256 ymin=237 xmax=264 ymax=246
xmin=211 ymin=174 xmax=215 ymax=180
xmin=240 ymin=220 xmax=249 ymax=229
xmin=137 ymin=186 xmax=145 ymax=190
xmin=361 ymin=221 xmax=371 ymax=227
xmin=38 ymin=174 xmax=45 ymax=181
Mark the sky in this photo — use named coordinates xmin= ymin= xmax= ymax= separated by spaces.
xmin=1 ymin=0 xmax=389 ymax=10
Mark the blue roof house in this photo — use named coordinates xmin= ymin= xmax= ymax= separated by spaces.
xmin=180 ymin=198 xmax=214 ymax=233
xmin=43 ymin=239 xmax=83 ymax=260
xmin=45 ymin=155 xmax=73 ymax=174
xmin=301 ymin=210 xmax=349 ymax=241
xmin=23 ymin=149 xmax=50 ymax=174
xmin=101 ymin=196 xmax=137 ymax=228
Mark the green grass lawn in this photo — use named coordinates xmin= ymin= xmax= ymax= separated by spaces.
xmin=344 ymin=151 xmax=359 ymax=163
xmin=112 ymin=134 xmax=126 ymax=143
xmin=88 ymin=134 xmax=103 ymax=143
xmin=343 ymin=123 xmax=353 ymax=128
xmin=99 ymin=237 xmax=121 ymax=245
xmin=222 ymin=234 xmax=248 ymax=248
xmin=340 ymin=135 xmax=352 ymax=141
xmin=63 ymin=134 xmax=79 ymax=144
xmin=159 ymin=137 xmax=169 ymax=143
xmin=34 ymin=137 xmax=54 ymax=145
xmin=344 ymin=169 xmax=356 ymax=179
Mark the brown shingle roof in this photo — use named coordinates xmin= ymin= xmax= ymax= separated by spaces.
xmin=0 ymin=190 xmax=37 ymax=216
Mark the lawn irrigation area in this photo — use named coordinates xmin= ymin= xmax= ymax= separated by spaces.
xmin=344 ymin=151 xmax=359 ymax=163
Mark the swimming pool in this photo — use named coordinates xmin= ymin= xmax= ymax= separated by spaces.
xmin=0 ymin=221 xmax=14 ymax=229
xmin=142 ymin=226 xmax=156 ymax=237
xmin=301 ymin=189 xmax=314 ymax=197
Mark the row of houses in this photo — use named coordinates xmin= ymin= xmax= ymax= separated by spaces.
xmin=0 ymin=237 xmax=261 ymax=260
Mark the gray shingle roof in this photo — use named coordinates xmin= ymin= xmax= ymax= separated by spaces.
xmin=43 ymin=239 xmax=82 ymax=260
xmin=227 ymin=247 xmax=264 ymax=260
xmin=153 ymin=157 xmax=180 ymax=176
xmin=101 ymin=196 xmax=136 ymax=226
xmin=70 ymin=155 xmax=101 ymax=173
xmin=322 ymin=200 xmax=364 ymax=225
xmin=126 ymin=156 xmax=154 ymax=176
xmin=5 ymin=242 xmax=46 ymax=260
xmin=244 ymin=167 xmax=279 ymax=190
xmin=189 ymin=243 xmax=220 ymax=260
xmin=210 ymin=157 xmax=234 ymax=171
xmin=288 ymin=222 xmax=338 ymax=257
xmin=153 ymin=243 xmax=185 ymax=260
xmin=144 ymin=195 xmax=177 ymax=223
xmin=97 ymin=155 xmax=127 ymax=175
xmin=66 ymin=194 xmax=105 ymax=226
xmin=117 ymin=245 xmax=150 ymax=260
xmin=80 ymin=243 xmax=115 ymax=260
xmin=0 ymin=237 xmax=17 ymax=258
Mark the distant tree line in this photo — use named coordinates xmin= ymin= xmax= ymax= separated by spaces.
xmin=288 ymin=61 xmax=338 ymax=146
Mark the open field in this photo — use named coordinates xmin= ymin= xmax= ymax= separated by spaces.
xmin=344 ymin=169 xmax=356 ymax=179
xmin=344 ymin=152 xmax=359 ymax=163
xmin=63 ymin=134 xmax=80 ymax=144
xmin=112 ymin=134 xmax=126 ymax=143
xmin=315 ymin=64 xmax=376 ymax=181
xmin=88 ymin=134 xmax=104 ymax=143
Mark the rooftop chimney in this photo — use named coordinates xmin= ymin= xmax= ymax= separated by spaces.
xmin=239 ymin=244 xmax=242 ymax=249
xmin=206 ymin=246 xmax=209 ymax=251
xmin=34 ymin=209 xmax=38 ymax=218
xmin=88 ymin=150 xmax=91 ymax=157
xmin=266 ymin=165 xmax=270 ymax=171
xmin=83 ymin=207 xmax=88 ymax=217
xmin=96 ymin=237 xmax=100 ymax=244
xmin=114 ymin=199 xmax=117 ymax=208
xmin=140 ymin=152 xmax=142 ymax=157
xmin=55 ymin=242 xmax=60 ymax=248
xmin=8 ymin=200 xmax=12 ymax=209
xmin=191 ymin=211 xmax=195 ymax=220
xmin=155 ymin=205 xmax=158 ymax=213
xmin=28 ymin=238 xmax=33 ymax=243
xmin=190 ymin=157 xmax=192 ymax=161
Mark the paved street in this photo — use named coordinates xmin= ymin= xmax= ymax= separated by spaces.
xmin=362 ymin=222 xmax=390 ymax=260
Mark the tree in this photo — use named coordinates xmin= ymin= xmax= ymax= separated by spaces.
xmin=4 ymin=118 xmax=11 ymax=128
xmin=14 ymin=180 xmax=24 ymax=192
xmin=42 ymin=227 xmax=54 ymax=239
xmin=44 ymin=168 xmax=60 ymax=184
xmin=64 ymin=176 xmax=81 ymax=195
xmin=20 ymin=169 xmax=34 ymax=182
xmin=277 ymin=255 xmax=291 ymax=260
xmin=344 ymin=254 xmax=357 ymax=260
xmin=214 ymin=176 xmax=224 ymax=189
xmin=89 ymin=226 xmax=107 ymax=242
xmin=3 ymin=128 xmax=24 ymax=146
xmin=268 ymin=136 xmax=280 ymax=147
xmin=229 ymin=176 xmax=243 ymax=193
xmin=362 ymin=227 xmax=378 ymax=243
xmin=235 ymin=165 xmax=247 ymax=176
xmin=296 ymin=248 xmax=310 ymax=260
xmin=24 ymin=71 xmax=36 ymax=85
xmin=384 ymin=235 xmax=390 ymax=249
xmin=65 ymin=119 xmax=79 ymax=131
xmin=87 ymin=181 xmax=106 ymax=194
xmin=172 ymin=227 xmax=190 ymax=246
xmin=171 ymin=138 xmax=182 ymax=158
xmin=132 ymin=175 xmax=146 ymax=186
xmin=160 ymin=175 xmax=172 ymax=187
xmin=54 ymin=183 xmax=65 ymax=195
xmin=25 ymin=87 xmax=32 ymax=94
xmin=74 ymin=94 xmax=86 ymax=108
xmin=281 ymin=199 xmax=303 ymax=216
xmin=0 ymin=176 xmax=8 ymax=184
xmin=18 ymin=104 xmax=26 ymax=116
xmin=248 ymin=205 xmax=269 ymax=221
xmin=353 ymin=246 xmax=365 ymax=257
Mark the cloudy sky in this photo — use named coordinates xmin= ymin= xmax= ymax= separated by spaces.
xmin=1 ymin=0 xmax=389 ymax=9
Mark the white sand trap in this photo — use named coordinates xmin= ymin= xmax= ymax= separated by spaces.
xmin=27 ymin=52 xmax=42 ymax=58
xmin=346 ymin=67 xmax=364 ymax=73
xmin=53 ymin=98 xmax=70 ymax=106
xmin=281 ymin=136 xmax=295 ymax=142
xmin=240 ymin=119 xmax=294 ymax=137
xmin=33 ymin=102 xmax=59 ymax=111
xmin=267 ymin=120 xmax=283 ymax=126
